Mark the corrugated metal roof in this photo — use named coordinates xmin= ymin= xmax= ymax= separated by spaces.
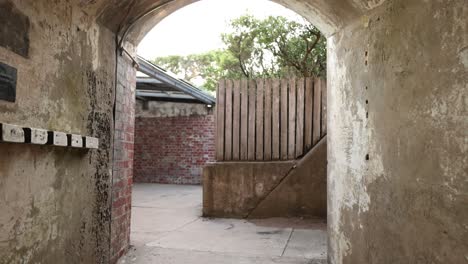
xmin=136 ymin=56 xmax=216 ymax=105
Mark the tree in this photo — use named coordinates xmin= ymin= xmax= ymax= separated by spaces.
xmin=222 ymin=15 xmax=326 ymax=78
xmin=153 ymin=50 xmax=243 ymax=92
xmin=152 ymin=15 xmax=326 ymax=91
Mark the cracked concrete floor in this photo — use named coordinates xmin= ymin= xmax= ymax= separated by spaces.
xmin=119 ymin=184 xmax=327 ymax=264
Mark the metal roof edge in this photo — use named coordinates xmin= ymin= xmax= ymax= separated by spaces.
xmin=136 ymin=56 xmax=216 ymax=105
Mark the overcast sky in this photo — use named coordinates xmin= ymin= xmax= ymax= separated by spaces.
xmin=137 ymin=0 xmax=305 ymax=59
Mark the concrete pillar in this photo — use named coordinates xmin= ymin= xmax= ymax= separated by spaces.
xmin=327 ymin=1 xmax=467 ymax=263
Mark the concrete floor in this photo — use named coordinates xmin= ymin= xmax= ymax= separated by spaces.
xmin=119 ymin=184 xmax=327 ymax=264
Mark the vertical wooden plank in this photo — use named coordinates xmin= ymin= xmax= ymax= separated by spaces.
xmin=295 ymin=78 xmax=305 ymax=158
xmin=313 ymin=78 xmax=322 ymax=145
xmin=304 ymin=77 xmax=313 ymax=151
xmin=240 ymin=79 xmax=249 ymax=160
xmin=248 ymin=79 xmax=256 ymax=160
xmin=321 ymin=79 xmax=327 ymax=137
xmin=256 ymin=79 xmax=264 ymax=160
xmin=232 ymin=80 xmax=241 ymax=160
xmin=216 ymin=80 xmax=225 ymax=161
xmin=288 ymin=78 xmax=296 ymax=159
xmin=224 ymin=80 xmax=233 ymax=160
xmin=272 ymin=79 xmax=280 ymax=160
xmin=280 ymin=79 xmax=289 ymax=160
xmin=264 ymin=79 xmax=272 ymax=160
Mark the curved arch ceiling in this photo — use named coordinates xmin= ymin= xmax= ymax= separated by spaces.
xmin=81 ymin=0 xmax=386 ymax=44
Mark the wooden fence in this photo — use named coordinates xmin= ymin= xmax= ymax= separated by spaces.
xmin=216 ymin=77 xmax=326 ymax=161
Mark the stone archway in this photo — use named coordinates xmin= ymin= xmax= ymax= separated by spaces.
xmin=0 ymin=1 xmax=465 ymax=264
xmin=98 ymin=0 xmax=467 ymax=263
xmin=96 ymin=0 xmax=379 ymax=262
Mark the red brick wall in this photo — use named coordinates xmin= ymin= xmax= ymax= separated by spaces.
xmin=110 ymin=57 xmax=135 ymax=263
xmin=134 ymin=114 xmax=215 ymax=185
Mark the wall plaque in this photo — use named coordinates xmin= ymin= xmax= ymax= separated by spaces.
xmin=0 ymin=62 xmax=17 ymax=102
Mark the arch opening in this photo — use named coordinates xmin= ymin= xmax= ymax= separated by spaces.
xmin=95 ymin=0 xmax=377 ymax=46
xmin=115 ymin=0 xmax=336 ymax=263
xmin=1 ymin=1 xmax=465 ymax=264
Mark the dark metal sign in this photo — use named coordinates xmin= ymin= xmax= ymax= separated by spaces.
xmin=0 ymin=62 xmax=17 ymax=102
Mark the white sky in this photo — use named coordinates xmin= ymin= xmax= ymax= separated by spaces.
xmin=137 ymin=0 xmax=306 ymax=59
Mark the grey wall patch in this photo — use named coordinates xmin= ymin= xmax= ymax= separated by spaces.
xmin=0 ymin=1 xmax=30 ymax=58
xmin=458 ymin=47 xmax=468 ymax=69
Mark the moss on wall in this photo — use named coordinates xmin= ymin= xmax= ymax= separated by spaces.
xmin=0 ymin=1 xmax=115 ymax=262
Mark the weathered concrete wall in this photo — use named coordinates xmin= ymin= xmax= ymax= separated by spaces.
xmin=203 ymin=161 xmax=295 ymax=218
xmin=0 ymin=1 xmax=116 ymax=263
xmin=327 ymin=1 xmax=468 ymax=263
xmin=203 ymin=138 xmax=327 ymax=219
xmin=249 ymin=137 xmax=327 ymax=219
xmin=135 ymin=100 xmax=213 ymax=118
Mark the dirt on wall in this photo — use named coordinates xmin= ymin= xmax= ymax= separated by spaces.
xmin=0 ymin=1 xmax=30 ymax=58
xmin=202 ymin=138 xmax=327 ymax=219
xmin=0 ymin=0 xmax=116 ymax=263
xmin=135 ymin=101 xmax=213 ymax=118
xmin=327 ymin=1 xmax=468 ymax=263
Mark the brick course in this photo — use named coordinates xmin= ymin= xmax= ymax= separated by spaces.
xmin=134 ymin=114 xmax=215 ymax=185
xmin=110 ymin=57 xmax=135 ymax=263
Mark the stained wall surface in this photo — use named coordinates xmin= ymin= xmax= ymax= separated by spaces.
xmin=135 ymin=101 xmax=213 ymax=118
xmin=203 ymin=137 xmax=327 ymax=219
xmin=0 ymin=1 xmax=116 ymax=263
xmin=327 ymin=1 xmax=468 ymax=263
xmin=249 ymin=137 xmax=327 ymax=219
xmin=203 ymin=161 xmax=295 ymax=218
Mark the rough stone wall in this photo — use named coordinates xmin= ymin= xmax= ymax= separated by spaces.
xmin=0 ymin=1 xmax=116 ymax=263
xmin=134 ymin=102 xmax=215 ymax=185
xmin=327 ymin=1 xmax=468 ymax=263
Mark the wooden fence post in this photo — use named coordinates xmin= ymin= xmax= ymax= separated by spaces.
xmin=240 ymin=79 xmax=249 ymax=160
xmin=296 ymin=78 xmax=305 ymax=158
xmin=216 ymin=80 xmax=226 ymax=161
xmin=215 ymin=77 xmax=326 ymax=162
xmin=232 ymin=80 xmax=241 ymax=160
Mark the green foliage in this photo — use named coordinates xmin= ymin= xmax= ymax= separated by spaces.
xmin=152 ymin=15 xmax=326 ymax=91
xmin=153 ymin=50 xmax=241 ymax=92
xmin=222 ymin=15 xmax=326 ymax=78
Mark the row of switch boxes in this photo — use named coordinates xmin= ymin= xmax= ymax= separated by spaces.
xmin=0 ymin=123 xmax=99 ymax=149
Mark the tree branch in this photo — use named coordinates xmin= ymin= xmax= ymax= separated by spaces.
xmin=301 ymin=32 xmax=321 ymax=77
xmin=236 ymin=36 xmax=250 ymax=78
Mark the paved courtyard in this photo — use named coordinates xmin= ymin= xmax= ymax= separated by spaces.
xmin=119 ymin=184 xmax=327 ymax=264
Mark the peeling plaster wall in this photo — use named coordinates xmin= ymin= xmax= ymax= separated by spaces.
xmin=327 ymin=1 xmax=468 ymax=263
xmin=0 ymin=1 xmax=115 ymax=263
